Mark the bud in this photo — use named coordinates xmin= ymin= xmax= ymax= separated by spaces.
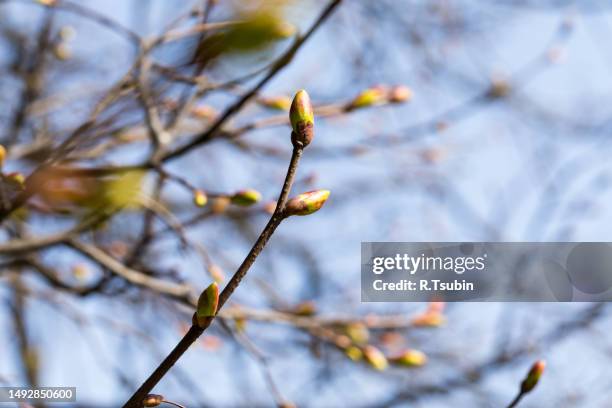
xmin=195 ymin=282 xmax=219 ymax=327
xmin=334 ymin=335 xmax=351 ymax=349
xmin=142 ymin=394 xmax=164 ymax=407
xmin=345 ymin=322 xmax=369 ymax=345
xmin=487 ymin=78 xmax=511 ymax=98
xmin=211 ymin=196 xmax=230 ymax=214
xmin=53 ymin=43 xmax=71 ymax=61
xmin=363 ymin=345 xmax=388 ymax=371
xmin=260 ymin=95 xmax=292 ymax=111
xmin=59 ymin=26 xmax=76 ymax=41
xmin=349 ymin=86 xmax=387 ymax=109
xmin=71 ymin=263 xmax=89 ymax=280
xmin=289 ymin=90 xmax=314 ymax=147
xmin=390 ymin=349 xmax=427 ymax=367
xmin=234 ymin=316 xmax=247 ymax=332
xmin=291 ymin=300 xmax=317 ymax=316
xmin=520 ymin=360 xmax=546 ymax=394
xmin=284 ymin=190 xmax=330 ymax=217
xmin=0 ymin=145 xmax=5 ymax=169
xmin=193 ymin=190 xmax=208 ymax=207
xmin=192 ymin=105 xmax=217 ymax=120
xmin=388 ymin=85 xmax=412 ymax=103
xmin=231 ymin=189 xmax=261 ymax=206
xmin=345 ymin=345 xmax=363 ymax=361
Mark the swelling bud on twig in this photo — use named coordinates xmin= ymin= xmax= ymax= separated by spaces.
xmin=520 ymin=360 xmax=546 ymax=394
xmin=195 ymin=282 xmax=219 ymax=327
xmin=231 ymin=189 xmax=261 ymax=206
xmin=289 ymin=89 xmax=314 ymax=147
xmin=345 ymin=345 xmax=363 ymax=361
xmin=348 ymin=86 xmax=388 ymax=109
xmin=260 ymin=95 xmax=292 ymax=111
xmin=388 ymin=85 xmax=413 ymax=103
xmin=345 ymin=322 xmax=369 ymax=345
xmin=142 ymin=394 xmax=164 ymax=407
xmin=363 ymin=345 xmax=388 ymax=371
xmin=290 ymin=300 xmax=317 ymax=316
xmin=390 ymin=349 xmax=427 ymax=367
xmin=284 ymin=190 xmax=330 ymax=217
xmin=193 ymin=190 xmax=208 ymax=207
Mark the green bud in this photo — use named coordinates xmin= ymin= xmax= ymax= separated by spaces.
xmin=260 ymin=95 xmax=292 ymax=111
xmin=193 ymin=190 xmax=208 ymax=207
xmin=142 ymin=394 xmax=164 ymax=407
xmin=345 ymin=345 xmax=363 ymax=361
xmin=231 ymin=189 xmax=261 ymax=206
xmin=521 ymin=360 xmax=546 ymax=394
xmin=363 ymin=345 xmax=388 ymax=371
xmin=345 ymin=322 xmax=369 ymax=345
xmin=289 ymin=89 xmax=314 ymax=147
xmin=390 ymin=349 xmax=427 ymax=367
xmin=284 ymin=190 xmax=330 ymax=217
xmin=349 ymin=86 xmax=387 ymax=109
xmin=196 ymin=282 xmax=219 ymax=327
xmin=291 ymin=300 xmax=317 ymax=316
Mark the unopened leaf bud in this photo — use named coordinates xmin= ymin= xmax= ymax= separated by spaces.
xmin=345 ymin=322 xmax=369 ymax=345
xmin=388 ymin=85 xmax=413 ymax=103
xmin=193 ymin=190 xmax=208 ymax=207
xmin=260 ymin=95 xmax=292 ymax=111
xmin=349 ymin=86 xmax=387 ymax=109
xmin=59 ymin=26 xmax=76 ymax=41
xmin=195 ymin=282 xmax=219 ymax=327
xmin=345 ymin=345 xmax=363 ymax=361
xmin=289 ymin=90 xmax=314 ymax=148
xmin=291 ymin=300 xmax=317 ymax=316
xmin=192 ymin=105 xmax=217 ymax=120
xmin=142 ymin=394 xmax=164 ymax=407
xmin=487 ymin=78 xmax=511 ymax=98
xmin=390 ymin=349 xmax=427 ymax=367
xmin=231 ymin=189 xmax=261 ymax=206
xmin=53 ymin=43 xmax=71 ymax=61
xmin=284 ymin=190 xmax=330 ymax=217
xmin=520 ymin=360 xmax=546 ymax=394
xmin=363 ymin=345 xmax=388 ymax=371
xmin=211 ymin=197 xmax=230 ymax=214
